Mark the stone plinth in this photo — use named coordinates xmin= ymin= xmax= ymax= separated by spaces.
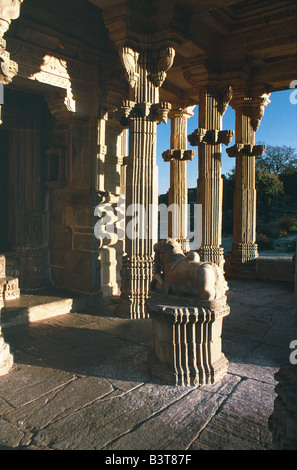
xmin=0 ymin=276 xmax=20 ymax=301
xmin=146 ymin=293 xmax=229 ymax=387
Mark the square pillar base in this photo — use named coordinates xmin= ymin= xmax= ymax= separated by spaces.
xmin=146 ymin=293 xmax=230 ymax=387
xmin=226 ymin=242 xmax=258 ymax=279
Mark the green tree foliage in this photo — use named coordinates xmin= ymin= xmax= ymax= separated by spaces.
xmin=256 ymin=145 xmax=297 ymax=174
xmin=255 ymin=169 xmax=284 ymax=211
xmin=279 ymin=169 xmax=297 ymax=198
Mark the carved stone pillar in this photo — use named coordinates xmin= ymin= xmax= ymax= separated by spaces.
xmin=0 ymin=256 xmax=13 ymax=375
xmin=226 ymin=92 xmax=270 ymax=277
xmin=188 ymin=84 xmax=234 ymax=271
xmin=272 ymin=252 xmax=297 ymax=449
xmin=119 ymin=46 xmax=175 ymax=319
xmin=162 ymin=106 xmax=195 ymax=252
xmin=0 ymin=0 xmax=23 ymax=376
xmin=94 ymin=110 xmax=127 ymax=297
xmin=0 ymin=0 xmax=23 ymax=123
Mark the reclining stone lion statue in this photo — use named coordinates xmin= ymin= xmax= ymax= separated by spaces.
xmin=152 ymin=238 xmax=228 ymax=301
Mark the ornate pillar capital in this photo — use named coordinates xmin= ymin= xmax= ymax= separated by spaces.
xmin=119 ymin=45 xmax=175 ymax=126
xmin=120 ymin=45 xmax=175 ymax=90
xmin=249 ymin=94 xmax=271 ymax=132
xmin=168 ymin=104 xmax=196 ymax=121
xmin=227 ymin=90 xmax=271 ymax=159
xmin=230 ymin=89 xmax=271 ymax=131
xmin=0 ymin=0 xmax=23 ymax=38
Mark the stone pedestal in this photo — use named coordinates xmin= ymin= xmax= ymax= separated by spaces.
xmin=0 ymin=254 xmax=20 ymax=300
xmin=147 ymin=294 xmax=229 ymax=387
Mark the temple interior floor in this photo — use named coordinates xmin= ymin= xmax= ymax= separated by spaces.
xmin=0 ymin=279 xmax=294 ymax=451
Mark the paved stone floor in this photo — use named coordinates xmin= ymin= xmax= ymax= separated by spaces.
xmin=0 ymin=279 xmax=294 ymax=451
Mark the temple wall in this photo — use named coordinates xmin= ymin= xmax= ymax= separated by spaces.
xmin=0 ymin=0 xmax=127 ymax=297
xmin=1 ymin=88 xmax=53 ymax=289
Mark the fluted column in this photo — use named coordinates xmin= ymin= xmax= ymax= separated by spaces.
xmin=188 ymin=84 xmax=234 ymax=271
xmin=119 ymin=46 xmax=175 ymax=319
xmin=226 ymin=91 xmax=270 ymax=277
xmin=162 ymin=106 xmax=195 ymax=252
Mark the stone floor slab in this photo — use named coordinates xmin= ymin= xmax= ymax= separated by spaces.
xmin=0 ymin=279 xmax=294 ymax=451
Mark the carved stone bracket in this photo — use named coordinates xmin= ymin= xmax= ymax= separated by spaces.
xmin=0 ymin=0 xmax=23 ymax=38
xmin=120 ymin=100 xmax=172 ymax=125
xmin=148 ymin=47 xmax=175 ymax=88
xmin=120 ymin=45 xmax=175 ymax=90
xmin=249 ymin=94 xmax=271 ymax=131
xmin=151 ymin=102 xmax=171 ymax=124
xmin=162 ymin=149 xmax=195 ymax=162
xmin=227 ymin=143 xmax=266 ymax=158
xmin=0 ymin=38 xmax=18 ymax=84
xmin=218 ymin=85 xmax=233 ymax=116
xmin=120 ymin=46 xmax=139 ymax=89
xmin=231 ymin=92 xmax=271 ymax=132
xmin=188 ymin=128 xmax=234 ymax=146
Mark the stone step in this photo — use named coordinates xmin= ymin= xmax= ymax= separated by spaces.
xmin=1 ymin=289 xmax=97 ymax=329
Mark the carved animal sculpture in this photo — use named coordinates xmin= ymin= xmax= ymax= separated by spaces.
xmin=152 ymin=238 xmax=228 ymax=301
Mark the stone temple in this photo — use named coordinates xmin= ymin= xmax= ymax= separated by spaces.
xmin=0 ymin=0 xmax=296 ymax=450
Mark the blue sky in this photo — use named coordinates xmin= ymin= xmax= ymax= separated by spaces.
xmin=156 ymin=89 xmax=297 ymax=195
